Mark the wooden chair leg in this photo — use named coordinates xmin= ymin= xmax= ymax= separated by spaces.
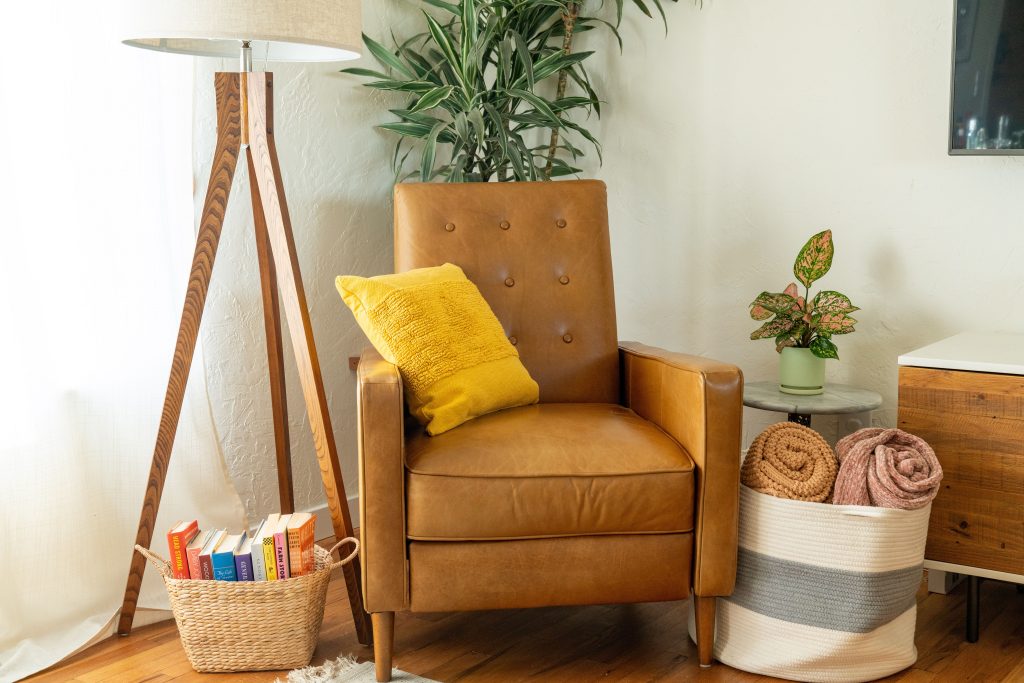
xmin=372 ymin=612 xmax=395 ymax=682
xmin=694 ymin=596 xmax=716 ymax=668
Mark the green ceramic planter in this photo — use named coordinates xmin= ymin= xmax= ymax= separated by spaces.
xmin=779 ymin=347 xmax=826 ymax=395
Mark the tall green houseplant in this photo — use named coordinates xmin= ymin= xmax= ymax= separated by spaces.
xmin=343 ymin=0 xmax=677 ymax=182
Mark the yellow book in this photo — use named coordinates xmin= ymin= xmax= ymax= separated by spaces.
xmin=261 ymin=513 xmax=280 ymax=581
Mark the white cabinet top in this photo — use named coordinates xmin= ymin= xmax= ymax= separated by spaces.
xmin=898 ymin=332 xmax=1024 ymax=376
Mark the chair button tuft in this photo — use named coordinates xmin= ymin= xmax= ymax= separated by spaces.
xmin=508 ymin=336 xmax=518 ymax=346
xmin=556 ymin=218 xmax=567 ymax=228
xmin=504 ymin=277 xmax=515 ymax=287
xmin=562 ymin=333 xmax=573 ymax=343
xmin=559 ymin=275 xmax=570 ymax=285
xmin=499 ymin=220 xmax=511 ymax=230
xmin=444 ymin=222 xmax=456 ymax=232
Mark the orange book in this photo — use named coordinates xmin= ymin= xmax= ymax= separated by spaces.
xmin=186 ymin=529 xmax=213 ymax=580
xmin=286 ymin=513 xmax=316 ymax=576
xmin=166 ymin=520 xmax=199 ymax=579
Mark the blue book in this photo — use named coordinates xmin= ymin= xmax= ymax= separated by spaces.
xmin=211 ymin=532 xmax=245 ymax=581
xmin=234 ymin=533 xmax=256 ymax=582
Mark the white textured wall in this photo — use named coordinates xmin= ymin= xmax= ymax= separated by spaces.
xmin=586 ymin=0 xmax=1024 ymax=442
xmin=198 ymin=0 xmax=1024 ymax=520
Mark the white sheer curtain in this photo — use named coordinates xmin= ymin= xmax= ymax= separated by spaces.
xmin=0 ymin=5 xmax=247 ymax=681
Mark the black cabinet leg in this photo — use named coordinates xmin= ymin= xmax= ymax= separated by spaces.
xmin=966 ymin=576 xmax=980 ymax=643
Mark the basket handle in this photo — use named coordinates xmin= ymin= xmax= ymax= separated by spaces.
xmin=327 ymin=537 xmax=360 ymax=570
xmin=134 ymin=544 xmax=173 ymax=579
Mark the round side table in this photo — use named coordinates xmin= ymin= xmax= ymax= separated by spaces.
xmin=743 ymin=381 xmax=882 ymax=427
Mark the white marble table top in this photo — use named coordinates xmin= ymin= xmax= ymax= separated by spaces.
xmin=898 ymin=331 xmax=1024 ymax=376
xmin=743 ymin=381 xmax=883 ymax=416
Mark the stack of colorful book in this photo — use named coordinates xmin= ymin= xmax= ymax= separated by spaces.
xmin=165 ymin=513 xmax=318 ymax=581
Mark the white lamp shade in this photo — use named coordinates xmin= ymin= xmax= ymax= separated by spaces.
xmin=121 ymin=0 xmax=362 ymax=62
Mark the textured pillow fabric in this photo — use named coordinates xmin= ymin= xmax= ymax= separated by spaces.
xmin=336 ymin=263 xmax=539 ymax=435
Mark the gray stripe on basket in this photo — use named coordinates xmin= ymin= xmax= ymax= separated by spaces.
xmin=726 ymin=548 xmax=922 ymax=633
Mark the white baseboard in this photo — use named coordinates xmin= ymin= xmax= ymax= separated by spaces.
xmin=308 ymin=493 xmax=360 ymax=542
xmin=927 ymin=568 xmax=965 ymax=594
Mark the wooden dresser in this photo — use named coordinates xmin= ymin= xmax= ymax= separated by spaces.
xmin=898 ymin=332 xmax=1024 ymax=641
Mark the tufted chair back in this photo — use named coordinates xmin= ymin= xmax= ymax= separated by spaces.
xmin=393 ymin=180 xmax=619 ymax=404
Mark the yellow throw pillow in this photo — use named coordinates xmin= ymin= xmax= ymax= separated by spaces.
xmin=336 ymin=263 xmax=539 ymax=435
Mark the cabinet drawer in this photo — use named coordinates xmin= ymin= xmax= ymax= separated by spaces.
xmin=898 ymin=366 xmax=1024 ymax=575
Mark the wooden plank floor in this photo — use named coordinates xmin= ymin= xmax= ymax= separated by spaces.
xmin=25 ymin=558 xmax=1024 ymax=682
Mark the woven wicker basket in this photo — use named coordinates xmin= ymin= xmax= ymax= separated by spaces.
xmin=135 ymin=537 xmax=358 ymax=673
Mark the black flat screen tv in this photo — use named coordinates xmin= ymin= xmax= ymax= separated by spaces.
xmin=950 ymin=0 xmax=1024 ymax=154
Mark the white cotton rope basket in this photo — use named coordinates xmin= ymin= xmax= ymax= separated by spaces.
xmin=135 ymin=537 xmax=358 ymax=673
xmin=689 ymin=486 xmax=931 ymax=683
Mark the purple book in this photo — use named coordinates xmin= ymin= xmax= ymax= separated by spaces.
xmin=233 ymin=533 xmax=255 ymax=581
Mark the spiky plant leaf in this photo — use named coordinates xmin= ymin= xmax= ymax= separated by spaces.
xmin=361 ymin=33 xmax=416 ymax=79
xmin=409 ymin=85 xmax=456 ymax=113
xmin=421 ymin=0 xmax=460 ymax=13
xmin=340 ymin=67 xmax=391 ymax=79
xmin=360 ymin=79 xmax=438 ymax=93
xmin=420 ymin=121 xmax=447 ymax=181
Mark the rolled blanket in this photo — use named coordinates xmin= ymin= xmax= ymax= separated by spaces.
xmin=832 ymin=427 xmax=943 ymax=510
xmin=741 ymin=422 xmax=838 ymax=502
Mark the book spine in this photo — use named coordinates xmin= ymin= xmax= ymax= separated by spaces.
xmin=186 ymin=544 xmax=203 ymax=581
xmin=288 ymin=527 xmax=303 ymax=577
xmin=212 ymin=563 xmax=237 ymax=581
xmin=300 ymin=522 xmax=315 ymax=575
xmin=252 ymin=544 xmax=266 ymax=581
xmin=263 ymin=537 xmax=277 ymax=581
xmin=199 ymin=553 xmax=214 ymax=580
xmin=168 ymin=532 xmax=187 ymax=579
xmin=234 ymin=552 xmax=253 ymax=581
xmin=166 ymin=522 xmax=199 ymax=579
xmin=274 ymin=530 xmax=290 ymax=579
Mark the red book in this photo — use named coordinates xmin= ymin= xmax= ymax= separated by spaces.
xmin=166 ymin=520 xmax=199 ymax=579
xmin=186 ymin=529 xmax=212 ymax=581
xmin=287 ymin=513 xmax=316 ymax=577
xmin=198 ymin=529 xmax=226 ymax=580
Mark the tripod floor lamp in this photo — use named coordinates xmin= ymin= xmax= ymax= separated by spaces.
xmin=118 ymin=0 xmax=372 ymax=645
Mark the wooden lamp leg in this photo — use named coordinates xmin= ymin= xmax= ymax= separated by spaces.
xmin=245 ymin=71 xmax=372 ymax=646
xmin=249 ymin=150 xmax=294 ymax=514
xmin=117 ymin=73 xmax=243 ymax=635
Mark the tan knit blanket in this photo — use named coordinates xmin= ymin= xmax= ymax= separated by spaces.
xmin=832 ymin=428 xmax=943 ymax=509
xmin=741 ymin=422 xmax=838 ymax=502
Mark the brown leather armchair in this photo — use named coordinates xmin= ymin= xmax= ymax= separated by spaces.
xmin=357 ymin=179 xmax=742 ymax=681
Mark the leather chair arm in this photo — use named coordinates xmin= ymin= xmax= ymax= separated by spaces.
xmin=357 ymin=346 xmax=409 ymax=612
xmin=619 ymin=341 xmax=743 ymax=597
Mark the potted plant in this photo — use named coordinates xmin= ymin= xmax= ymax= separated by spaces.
xmin=341 ymin=0 xmax=680 ymax=182
xmin=748 ymin=230 xmax=858 ymax=395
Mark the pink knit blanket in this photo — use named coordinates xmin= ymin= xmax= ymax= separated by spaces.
xmin=832 ymin=428 xmax=943 ymax=509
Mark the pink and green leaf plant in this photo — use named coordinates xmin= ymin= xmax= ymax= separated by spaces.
xmin=748 ymin=230 xmax=859 ymax=360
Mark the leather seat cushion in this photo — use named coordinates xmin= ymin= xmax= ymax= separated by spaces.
xmin=405 ymin=403 xmax=695 ymax=541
